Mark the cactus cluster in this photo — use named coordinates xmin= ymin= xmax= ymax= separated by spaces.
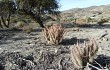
xmin=70 ymin=39 xmax=98 ymax=69
xmin=43 ymin=24 xmax=64 ymax=45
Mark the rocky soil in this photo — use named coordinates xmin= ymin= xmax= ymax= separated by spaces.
xmin=0 ymin=24 xmax=110 ymax=70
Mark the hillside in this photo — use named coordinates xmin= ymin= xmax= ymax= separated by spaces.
xmin=62 ymin=4 xmax=110 ymax=13
xmin=61 ymin=4 xmax=110 ymax=20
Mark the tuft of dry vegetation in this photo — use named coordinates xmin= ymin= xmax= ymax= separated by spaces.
xmin=97 ymin=19 xmax=108 ymax=25
xmin=72 ymin=18 xmax=87 ymax=26
xmin=22 ymin=26 xmax=33 ymax=34
xmin=43 ymin=24 xmax=65 ymax=45
xmin=15 ymin=21 xmax=25 ymax=28
xmin=70 ymin=39 xmax=98 ymax=69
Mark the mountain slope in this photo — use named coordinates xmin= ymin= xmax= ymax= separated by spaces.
xmin=62 ymin=4 xmax=110 ymax=13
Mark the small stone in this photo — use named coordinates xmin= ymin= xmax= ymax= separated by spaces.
xmin=99 ymin=30 xmax=108 ymax=39
xmin=99 ymin=41 xmax=101 ymax=43
xmin=105 ymin=38 xmax=109 ymax=41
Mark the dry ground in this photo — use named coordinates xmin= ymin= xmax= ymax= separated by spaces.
xmin=0 ymin=23 xmax=110 ymax=70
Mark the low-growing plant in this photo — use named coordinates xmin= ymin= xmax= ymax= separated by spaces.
xmin=72 ymin=18 xmax=87 ymax=27
xmin=70 ymin=39 xmax=98 ymax=69
xmin=86 ymin=17 xmax=92 ymax=23
xmin=15 ymin=21 xmax=25 ymax=28
xmin=43 ymin=24 xmax=64 ymax=45
xmin=97 ymin=19 xmax=108 ymax=25
xmin=22 ymin=26 xmax=33 ymax=34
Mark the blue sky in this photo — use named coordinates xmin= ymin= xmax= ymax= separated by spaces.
xmin=59 ymin=0 xmax=110 ymax=11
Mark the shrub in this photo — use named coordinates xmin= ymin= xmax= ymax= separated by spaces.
xmin=15 ymin=21 xmax=25 ymax=28
xmin=43 ymin=24 xmax=64 ymax=45
xmin=97 ymin=19 xmax=108 ymax=25
xmin=70 ymin=39 xmax=98 ymax=69
xmin=22 ymin=26 xmax=33 ymax=34
xmin=77 ymin=19 xmax=87 ymax=24
xmin=72 ymin=18 xmax=87 ymax=27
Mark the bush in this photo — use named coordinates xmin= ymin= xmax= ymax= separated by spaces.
xmin=43 ymin=24 xmax=65 ymax=45
xmin=22 ymin=26 xmax=33 ymax=34
xmin=70 ymin=39 xmax=98 ymax=69
xmin=97 ymin=19 xmax=108 ymax=25
xmin=15 ymin=21 xmax=25 ymax=28
xmin=72 ymin=18 xmax=87 ymax=27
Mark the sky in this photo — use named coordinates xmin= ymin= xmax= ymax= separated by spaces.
xmin=59 ymin=0 xmax=110 ymax=11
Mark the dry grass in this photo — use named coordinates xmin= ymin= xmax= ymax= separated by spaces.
xmin=43 ymin=24 xmax=65 ymax=45
xmin=15 ymin=21 xmax=25 ymax=28
xmin=97 ymin=19 xmax=108 ymax=25
xmin=70 ymin=39 xmax=98 ymax=69
xmin=72 ymin=18 xmax=87 ymax=26
xmin=22 ymin=26 xmax=33 ymax=34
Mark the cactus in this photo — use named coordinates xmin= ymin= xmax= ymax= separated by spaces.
xmin=70 ymin=39 xmax=98 ymax=69
xmin=43 ymin=24 xmax=64 ymax=45
xmin=70 ymin=44 xmax=84 ymax=69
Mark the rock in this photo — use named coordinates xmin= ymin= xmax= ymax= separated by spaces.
xmin=72 ymin=27 xmax=80 ymax=31
xmin=104 ymin=37 xmax=109 ymax=41
xmin=60 ymin=57 xmax=70 ymax=70
xmin=25 ymin=55 xmax=34 ymax=61
xmin=24 ymin=60 xmax=35 ymax=70
xmin=99 ymin=30 xmax=108 ymax=39
xmin=58 ymin=47 xmax=69 ymax=54
xmin=5 ymin=61 xmax=15 ymax=70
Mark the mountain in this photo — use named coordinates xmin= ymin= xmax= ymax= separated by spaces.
xmin=61 ymin=4 xmax=110 ymax=20
xmin=62 ymin=4 xmax=110 ymax=13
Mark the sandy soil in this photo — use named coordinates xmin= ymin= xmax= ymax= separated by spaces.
xmin=0 ymin=24 xmax=110 ymax=70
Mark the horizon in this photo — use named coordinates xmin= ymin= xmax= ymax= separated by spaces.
xmin=59 ymin=0 xmax=110 ymax=11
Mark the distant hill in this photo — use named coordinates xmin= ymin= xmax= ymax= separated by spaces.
xmin=62 ymin=4 xmax=110 ymax=13
xmin=60 ymin=4 xmax=110 ymax=21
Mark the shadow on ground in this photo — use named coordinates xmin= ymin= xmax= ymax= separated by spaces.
xmin=80 ymin=24 xmax=110 ymax=29
xmin=62 ymin=23 xmax=110 ymax=29
xmin=60 ymin=37 xmax=89 ymax=46
xmin=0 ymin=28 xmax=40 ymax=45
xmin=33 ymin=28 xmax=43 ymax=32
xmin=91 ymin=55 xmax=110 ymax=70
